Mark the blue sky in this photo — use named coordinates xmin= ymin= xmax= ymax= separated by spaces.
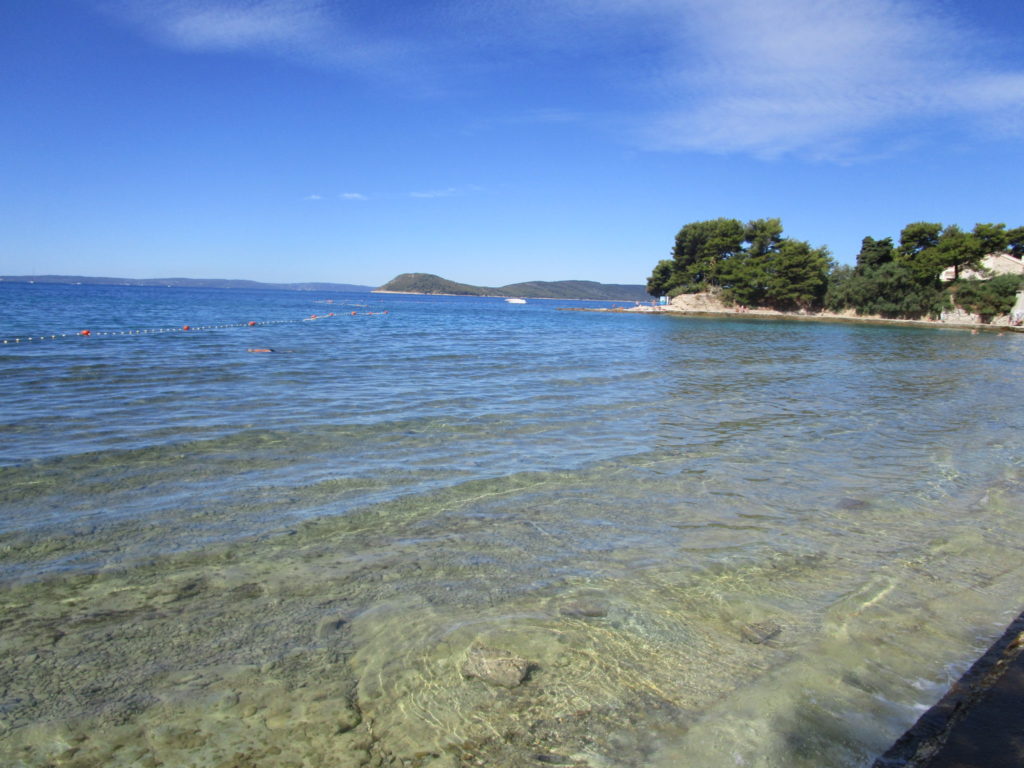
xmin=2 ymin=0 xmax=1023 ymax=287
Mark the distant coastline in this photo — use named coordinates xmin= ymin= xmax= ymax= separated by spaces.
xmin=375 ymin=272 xmax=650 ymax=302
xmin=1 ymin=273 xmax=651 ymax=302
xmin=374 ymin=289 xmax=624 ymax=302
xmin=373 ymin=289 xmax=505 ymax=298
xmin=0 ymin=275 xmax=374 ymax=293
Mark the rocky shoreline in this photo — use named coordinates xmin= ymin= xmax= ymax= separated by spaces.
xmin=581 ymin=292 xmax=1024 ymax=333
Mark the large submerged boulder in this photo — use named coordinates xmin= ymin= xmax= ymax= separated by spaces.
xmin=461 ymin=646 xmax=534 ymax=688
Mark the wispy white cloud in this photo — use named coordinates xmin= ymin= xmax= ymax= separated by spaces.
xmin=410 ymin=187 xmax=459 ymax=199
xmin=154 ymin=0 xmax=321 ymax=50
xmin=611 ymin=0 xmax=1024 ymax=159
xmin=99 ymin=0 xmax=414 ymax=74
xmin=943 ymin=71 xmax=1024 ymax=137
xmin=459 ymin=0 xmax=1024 ymax=159
xmin=340 ymin=192 xmax=367 ymax=201
xmin=97 ymin=0 xmax=1024 ymax=161
xmin=303 ymin=193 xmax=322 ymax=200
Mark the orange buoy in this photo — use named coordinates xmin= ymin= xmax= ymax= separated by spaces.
xmin=182 ymin=325 xmax=190 ymax=331
xmin=351 ymin=311 xmax=357 ymax=315
xmin=248 ymin=321 xmax=256 ymax=327
xmin=80 ymin=329 xmax=90 ymax=336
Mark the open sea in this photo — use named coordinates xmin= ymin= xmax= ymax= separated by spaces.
xmin=1 ymin=281 xmax=1022 ymax=768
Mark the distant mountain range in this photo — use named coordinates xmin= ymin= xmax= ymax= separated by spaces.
xmin=376 ymin=273 xmax=650 ymax=301
xmin=0 ymin=275 xmax=373 ymax=292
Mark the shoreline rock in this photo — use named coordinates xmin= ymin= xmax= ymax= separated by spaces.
xmin=579 ymin=292 xmax=1023 ymax=332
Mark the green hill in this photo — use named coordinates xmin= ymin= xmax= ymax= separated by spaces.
xmin=375 ymin=273 xmax=496 ymax=296
xmin=376 ymin=273 xmax=649 ymax=301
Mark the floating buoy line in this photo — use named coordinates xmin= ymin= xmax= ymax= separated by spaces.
xmin=1 ymin=310 xmax=388 ymax=345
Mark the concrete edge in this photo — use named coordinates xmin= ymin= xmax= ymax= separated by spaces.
xmin=872 ymin=612 xmax=1024 ymax=767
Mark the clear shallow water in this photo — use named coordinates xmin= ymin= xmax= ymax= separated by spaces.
xmin=1 ymin=282 xmax=1022 ymax=767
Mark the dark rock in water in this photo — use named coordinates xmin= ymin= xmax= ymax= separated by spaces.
xmin=315 ymin=615 xmax=347 ymax=641
xmin=837 ymin=497 xmax=870 ymax=511
xmin=173 ymin=578 xmax=206 ymax=601
xmin=741 ymin=621 xmax=782 ymax=644
xmin=229 ymin=582 xmax=264 ymax=600
xmin=559 ymin=600 xmax=609 ymax=619
xmin=461 ymin=646 xmax=534 ymax=688
xmin=534 ymin=753 xmax=578 ymax=765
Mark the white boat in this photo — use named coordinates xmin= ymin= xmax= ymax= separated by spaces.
xmin=505 ymin=298 xmax=526 ymax=304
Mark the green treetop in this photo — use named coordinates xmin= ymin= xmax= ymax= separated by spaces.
xmin=648 ymin=217 xmax=832 ymax=310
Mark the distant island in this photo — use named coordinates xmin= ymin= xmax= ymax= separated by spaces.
xmin=376 ymin=273 xmax=650 ymax=302
xmin=0 ymin=275 xmax=374 ymax=292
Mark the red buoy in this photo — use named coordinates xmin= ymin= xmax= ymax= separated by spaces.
xmin=248 ymin=321 xmax=256 ymax=327
xmin=182 ymin=325 xmax=190 ymax=331
xmin=80 ymin=329 xmax=90 ymax=336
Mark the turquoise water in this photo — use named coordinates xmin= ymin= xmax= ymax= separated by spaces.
xmin=1 ymin=282 xmax=1022 ymax=767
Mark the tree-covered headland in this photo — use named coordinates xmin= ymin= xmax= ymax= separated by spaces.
xmin=647 ymin=218 xmax=1024 ymax=320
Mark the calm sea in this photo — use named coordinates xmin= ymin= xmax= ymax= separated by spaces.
xmin=1 ymin=282 xmax=1022 ymax=767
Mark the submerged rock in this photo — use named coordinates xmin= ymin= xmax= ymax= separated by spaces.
xmin=740 ymin=620 xmax=782 ymax=645
xmin=837 ymin=497 xmax=870 ymax=511
xmin=420 ymin=754 xmax=459 ymax=768
xmin=315 ymin=614 xmax=347 ymax=641
xmin=534 ymin=753 xmax=579 ymax=765
xmin=229 ymin=582 xmax=264 ymax=600
xmin=559 ymin=600 xmax=609 ymax=619
xmin=173 ymin=578 xmax=207 ymax=601
xmin=461 ymin=646 xmax=534 ymax=688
